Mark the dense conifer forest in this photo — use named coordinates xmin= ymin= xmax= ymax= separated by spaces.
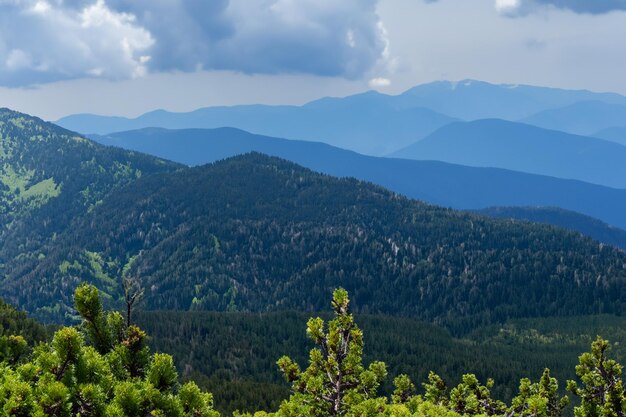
xmin=11 ymin=152 xmax=626 ymax=331
xmin=135 ymin=310 xmax=626 ymax=414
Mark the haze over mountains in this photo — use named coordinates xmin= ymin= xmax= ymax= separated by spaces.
xmin=392 ymin=119 xmax=626 ymax=189
xmin=57 ymin=80 xmax=626 ymax=232
xmin=593 ymin=126 xmax=626 ymax=146
xmin=57 ymin=79 xmax=626 ymax=156
xmin=3 ymin=80 xmax=626 ymax=336
xmin=522 ymin=101 xmax=626 ymax=136
xmin=57 ymin=93 xmax=458 ymax=156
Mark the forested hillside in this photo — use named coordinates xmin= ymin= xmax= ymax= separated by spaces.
xmin=6 ymin=153 xmax=625 ymax=331
xmin=0 ymin=109 xmax=180 ymax=309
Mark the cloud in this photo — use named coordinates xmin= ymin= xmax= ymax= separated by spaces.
xmin=368 ymin=77 xmax=391 ymax=88
xmin=0 ymin=0 xmax=153 ymax=86
xmin=0 ymin=0 xmax=390 ymax=86
xmin=496 ymin=0 xmax=626 ymax=17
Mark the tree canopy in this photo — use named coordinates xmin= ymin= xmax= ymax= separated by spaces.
xmin=1 ymin=286 xmax=624 ymax=417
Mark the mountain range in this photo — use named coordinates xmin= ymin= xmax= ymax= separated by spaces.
xmin=89 ymin=127 xmax=626 ymax=231
xmin=57 ymin=95 xmax=457 ymax=156
xmin=391 ymin=119 xmax=626 ymax=189
xmin=4 ymin=76 xmax=626 ymax=416
xmin=2 ymin=123 xmax=624 ymax=331
xmin=4 ymin=106 xmax=626 ymax=413
xmin=593 ymin=126 xmax=626 ymax=146
xmin=522 ymin=101 xmax=626 ymax=136
xmin=3 ymin=102 xmax=626 ymax=331
xmin=56 ymin=79 xmax=626 ymax=156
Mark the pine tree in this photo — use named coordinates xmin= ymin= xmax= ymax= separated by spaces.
xmin=567 ymin=336 xmax=625 ymax=417
xmin=276 ymin=288 xmax=387 ymax=417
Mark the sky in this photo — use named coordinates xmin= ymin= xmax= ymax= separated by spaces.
xmin=0 ymin=0 xmax=625 ymax=120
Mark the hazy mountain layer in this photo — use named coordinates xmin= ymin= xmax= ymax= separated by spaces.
xmin=57 ymin=94 xmax=456 ymax=156
xmin=399 ymin=80 xmax=626 ymax=120
xmin=522 ymin=101 xmax=626 ymax=136
xmin=593 ymin=126 xmax=626 ymax=147
xmin=56 ymin=80 xmax=626 ymax=155
xmin=392 ymin=119 xmax=626 ymax=189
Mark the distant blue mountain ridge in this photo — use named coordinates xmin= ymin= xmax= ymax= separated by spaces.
xmin=89 ymin=127 xmax=626 ymax=231
xmin=59 ymin=97 xmax=457 ymax=156
xmin=391 ymin=119 xmax=626 ymax=189
xmin=521 ymin=100 xmax=626 ymax=136
xmin=57 ymin=79 xmax=626 ymax=155
xmin=592 ymin=126 xmax=626 ymax=147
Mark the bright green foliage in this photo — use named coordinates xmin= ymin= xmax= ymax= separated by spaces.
xmin=0 ymin=284 xmax=220 ymax=417
xmin=448 ymin=374 xmax=506 ymax=416
xmin=271 ymin=289 xmax=588 ymax=417
xmin=0 ymin=334 xmax=27 ymax=364
xmin=509 ymin=369 xmax=569 ymax=417
xmin=424 ymin=371 xmax=448 ymax=405
xmin=3 ymin=287 xmax=626 ymax=417
xmin=148 ymin=353 xmax=179 ymax=392
xmin=277 ymin=289 xmax=388 ymax=416
xmin=567 ymin=337 xmax=625 ymax=417
xmin=393 ymin=375 xmax=417 ymax=404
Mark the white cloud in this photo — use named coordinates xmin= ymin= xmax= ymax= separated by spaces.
xmin=207 ymin=0 xmax=390 ymax=79
xmin=368 ymin=77 xmax=391 ymax=88
xmin=0 ymin=0 xmax=391 ymax=86
xmin=0 ymin=0 xmax=153 ymax=86
xmin=495 ymin=0 xmax=521 ymax=15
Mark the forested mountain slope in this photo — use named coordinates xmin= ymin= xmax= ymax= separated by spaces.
xmin=0 ymin=109 xmax=180 ymax=319
xmin=89 ymin=127 xmax=626 ymax=230
xmin=7 ymin=153 xmax=625 ymax=331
